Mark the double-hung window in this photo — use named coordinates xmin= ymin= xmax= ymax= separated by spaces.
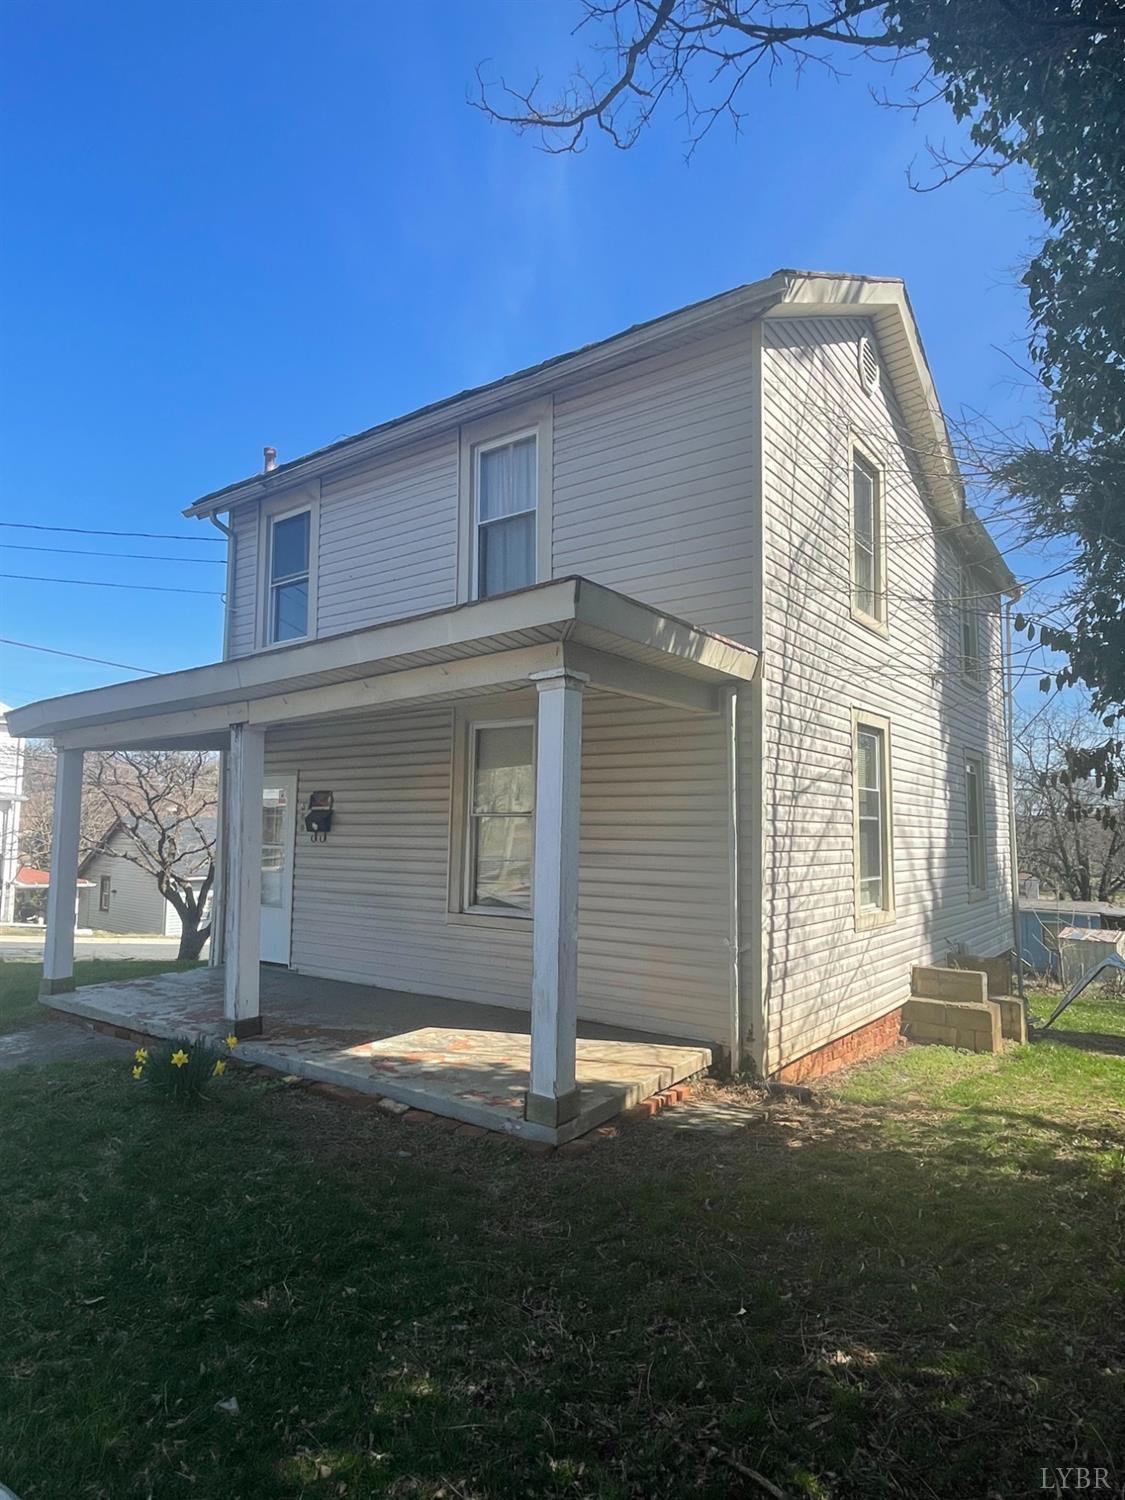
xmin=474 ymin=434 xmax=537 ymax=599
xmin=960 ymin=566 xmax=982 ymax=682
xmin=465 ymin=721 xmax=535 ymax=914
xmin=853 ymin=713 xmax=894 ymax=925
xmin=966 ymin=753 xmax=987 ymax=895
xmin=99 ymin=875 xmax=111 ymax=913
xmin=267 ymin=509 xmax=312 ymax=644
xmin=851 ymin=445 xmax=886 ymax=630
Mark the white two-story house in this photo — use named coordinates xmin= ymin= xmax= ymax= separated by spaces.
xmin=10 ymin=270 xmax=1017 ymax=1136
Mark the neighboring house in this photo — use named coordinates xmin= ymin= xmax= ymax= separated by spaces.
xmin=9 ymin=270 xmax=1019 ymax=1108
xmin=1020 ymin=897 xmax=1125 ymax=978
xmin=75 ymin=821 xmax=212 ymax=937
xmin=0 ymin=703 xmax=25 ymax=924
xmin=10 ymin=866 xmax=95 ymax=925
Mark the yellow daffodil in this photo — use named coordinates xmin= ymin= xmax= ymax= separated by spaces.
xmin=134 ymin=1047 xmax=149 ymax=1063
xmin=131 ymin=1064 xmax=144 ymax=1080
xmin=225 ymin=1034 xmax=239 ymax=1050
xmin=170 ymin=1049 xmax=189 ymax=1069
xmin=213 ymin=1059 xmax=227 ymax=1077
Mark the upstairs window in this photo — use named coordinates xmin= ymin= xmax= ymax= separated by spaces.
xmin=966 ymin=753 xmax=987 ymax=894
xmin=474 ymin=434 xmax=537 ymax=599
xmin=851 ymin=445 xmax=886 ymax=630
xmin=960 ymin=566 xmax=983 ymax=682
xmin=267 ymin=509 xmax=311 ymax=643
xmin=465 ymin=721 xmax=535 ymax=915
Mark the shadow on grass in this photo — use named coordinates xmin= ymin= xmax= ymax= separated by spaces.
xmin=0 ymin=1060 xmax=1122 ymax=1500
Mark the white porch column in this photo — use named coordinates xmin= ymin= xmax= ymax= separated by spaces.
xmin=41 ymin=747 xmax=83 ymax=997
xmin=525 ymin=667 xmax=587 ymax=1129
xmin=224 ymin=722 xmax=265 ymax=1036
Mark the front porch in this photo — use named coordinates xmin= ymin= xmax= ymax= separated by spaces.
xmin=42 ymin=964 xmax=712 ymax=1143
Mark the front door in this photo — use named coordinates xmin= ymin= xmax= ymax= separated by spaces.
xmin=260 ymin=776 xmax=296 ymax=965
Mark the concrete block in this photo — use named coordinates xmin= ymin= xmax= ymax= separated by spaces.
xmin=902 ymin=996 xmax=1002 ymax=1053
xmin=951 ymin=952 xmax=1013 ymax=998
xmin=911 ymin=966 xmax=988 ymax=1005
xmin=997 ymin=996 xmax=1028 ymax=1044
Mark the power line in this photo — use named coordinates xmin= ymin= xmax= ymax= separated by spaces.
xmin=0 ymin=521 xmax=222 ymax=543
xmin=0 ymin=573 xmax=224 ymax=596
xmin=0 ymin=542 xmax=225 ymax=565
xmin=0 ymin=637 xmax=159 ymax=675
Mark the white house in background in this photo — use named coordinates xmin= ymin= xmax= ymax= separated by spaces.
xmin=8 ymin=270 xmax=1019 ymax=1132
xmin=0 ymin=703 xmax=26 ymax=924
xmin=76 ymin=821 xmax=212 ymax=938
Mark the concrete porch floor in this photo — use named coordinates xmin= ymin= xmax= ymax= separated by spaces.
xmin=42 ymin=965 xmax=712 ymax=1144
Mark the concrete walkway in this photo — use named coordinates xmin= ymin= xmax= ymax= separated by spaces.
xmin=0 ymin=935 xmax=193 ymax=962
xmin=0 ymin=1018 xmax=133 ymax=1070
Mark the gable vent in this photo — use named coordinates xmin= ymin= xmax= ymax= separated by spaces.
xmin=857 ymin=335 xmax=880 ymax=395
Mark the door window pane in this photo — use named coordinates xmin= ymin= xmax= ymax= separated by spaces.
xmin=261 ymin=788 xmax=288 ymax=907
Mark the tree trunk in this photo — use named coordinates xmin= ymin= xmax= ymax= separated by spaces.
xmin=177 ymin=919 xmax=211 ymax=961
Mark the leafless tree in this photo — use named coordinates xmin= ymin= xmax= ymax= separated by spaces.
xmin=20 ymin=746 xmax=219 ymax=960
xmin=1015 ymin=702 xmax=1124 ymax=905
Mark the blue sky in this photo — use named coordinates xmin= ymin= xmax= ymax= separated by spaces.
xmin=1 ymin=1 xmax=1052 ymax=709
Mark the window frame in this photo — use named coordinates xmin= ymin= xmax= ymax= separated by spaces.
xmin=848 ymin=437 xmax=888 ymax=636
xmin=851 ymin=709 xmax=895 ymax=930
xmin=960 ymin=564 xmax=984 ymax=685
xmin=98 ymin=874 xmax=111 ymax=913
xmin=255 ymin=486 xmax=320 ymax=651
xmin=447 ymin=703 xmax=537 ymax=926
xmin=965 ymin=750 xmax=988 ymax=899
xmin=471 ymin=428 xmax=539 ymax=602
xmin=457 ymin=400 xmax=553 ymax=603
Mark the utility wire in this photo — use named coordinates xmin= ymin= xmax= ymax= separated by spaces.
xmin=0 ymin=521 xmax=222 ymax=543
xmin=0 ymin=573 xmax=224 ymax=596
xmin=0 ymin=637 xmax=159 ymax=675
xmin=0 ymin=542 xmax=225 ymax=565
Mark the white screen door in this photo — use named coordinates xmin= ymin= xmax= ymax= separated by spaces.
xmin=259 ymin=776 xmax=296 ymax=965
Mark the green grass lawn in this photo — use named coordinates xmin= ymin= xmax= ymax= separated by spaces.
xmin=1 ymin=989 xmax=1123 ymax=1500
xmin=0 ymin=959 xmax=203 ymax=1035
xmin=1027 ymin=986 xmax=1125 ymax=1039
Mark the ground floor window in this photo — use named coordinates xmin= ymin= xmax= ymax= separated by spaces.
xmin=99 ymin=875 xmax=111 ymax=912
xmin=966 ymin=753 xmax=987 ymax=894
xmin=853 ymin=712 xmax=894 ymax=926
xmin=465 ymin=721 xmax=534 ymax=914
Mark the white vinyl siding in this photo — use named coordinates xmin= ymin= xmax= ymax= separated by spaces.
xmin=759 ymin=315 xmax=1010 ymax=1071
xmin=262 ymin=692 xmax=731 ymax=1043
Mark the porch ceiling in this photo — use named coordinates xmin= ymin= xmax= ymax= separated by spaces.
xmin=7 ymin=576 xmax=759 ymax=750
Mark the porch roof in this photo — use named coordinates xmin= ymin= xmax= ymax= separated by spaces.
xmin=6 ymin=576 xmax=759 ymax=750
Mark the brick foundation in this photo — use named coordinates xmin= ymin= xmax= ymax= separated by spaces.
xmin=774 ymin=1007 xmax=905 ymax=1084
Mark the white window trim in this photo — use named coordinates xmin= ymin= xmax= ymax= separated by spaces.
xmin=851 ymin=708 xmax=896 ymax=931
xmin=457 ymin=398 xmax=553 ymax=603
xmin=98 ymin=874 xmax=111 ymax=913
xmin=255 ymin=484 xmax=320 ymax=652
xmin=848 ymin=435 xmax=888 ymax=637
xmin=960 ymin=564 xmax=984 ymax=686
xmin=965 ymin=749 xmax=988 ymax=900
xmin=447 ymin=699 xmax=537 ymax=927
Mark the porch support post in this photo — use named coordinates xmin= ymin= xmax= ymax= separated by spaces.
xmin=41 ymin=747 xmax=83 ymax=997
xmin=224 ymin=722 xmax=264 ymax=1036
xmin=525 ymin=667 xmax=588 ymax=1129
